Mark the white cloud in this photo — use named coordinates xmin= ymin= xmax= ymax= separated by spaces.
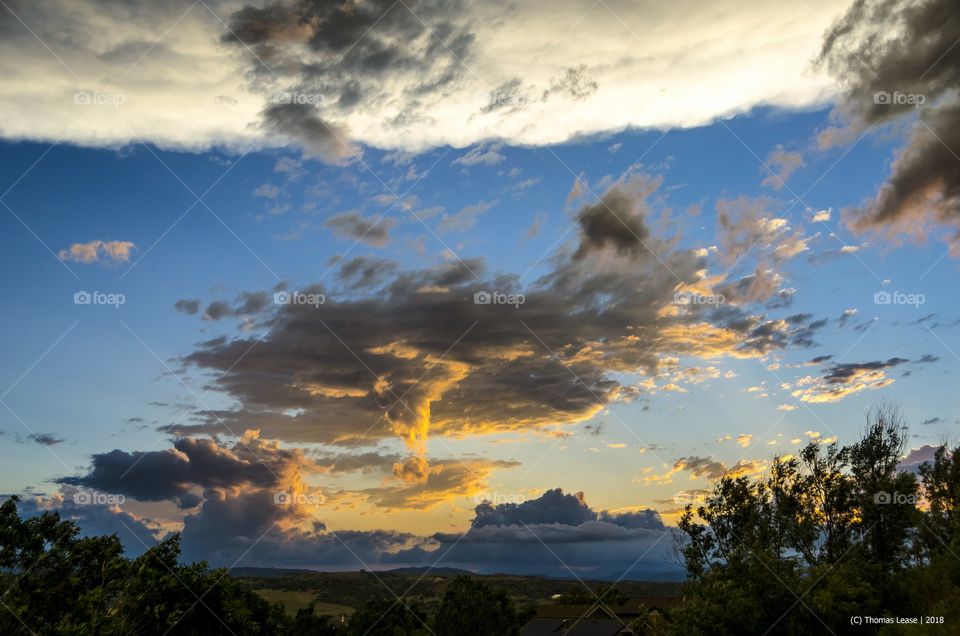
xmin=0 ymin=0 xmax=844 ymax=155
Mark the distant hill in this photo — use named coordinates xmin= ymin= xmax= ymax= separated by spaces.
xmin=380 ymin=566 xmax=475 ymax=575
xmin=231 ymin=568 xmax=683 ymax=618
xmin=229 ymin=566 xmax=318 ymax=578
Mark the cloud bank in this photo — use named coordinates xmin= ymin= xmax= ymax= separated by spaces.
xmin=0 ymin=0 xmax=843 ymax=156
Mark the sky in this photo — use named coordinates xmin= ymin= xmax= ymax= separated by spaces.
xmin=1 ymin=0 xmax=959 ymax=580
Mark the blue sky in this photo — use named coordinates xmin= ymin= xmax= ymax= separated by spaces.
xmin=1 ymin=0 xmax=958 ymax=579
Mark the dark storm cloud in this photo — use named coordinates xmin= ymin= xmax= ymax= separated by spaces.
xmin=224 ymin=0 xmax=474 ymax=158
xmin=386 ymin=489 xmax=678 ymax=580
xmin=325 ymin=210 xmax=394 ymax=246
xmin=33 ymin=478 xmax=675 ymax=578
xmin=472 ymin=489 xmax=597 ymax=528
xmin=573 ymin=176 xmax=656 ymax=259
xmin=261 ymin=103 xmax=359 ymax=164
xmin=819 ymin=0 xmax=960 ymax=244
xmin=58 ymin=435 xmax=307 ymax=501
xmin=471 ymin=488 xmax=664 ymax=531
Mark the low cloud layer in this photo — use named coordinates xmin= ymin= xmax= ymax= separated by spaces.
xmin=43 ymin=446 xmax=679 ymax=579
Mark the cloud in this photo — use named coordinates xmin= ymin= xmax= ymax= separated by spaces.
xmin=0 ymin=0 xmax=843 ymax=153
xmin=260 ymin=102 xmax=360 ymax=164
xmin=253 ymin=183 xmax=280 ymax=199
xmin=436 ymin=200 xmax=494 ymax=234
xmin=58 ymin=430 xmax=314 ymax=503
xmin=174 ymin=299 xmax=201 ymax=315
xmin=644 ymin=456 xmax=766 ymax=484
xmin=573 ymin=174 xmax=657 ymax=259
xmin=761 ymin=147 xmax=804 ymax=190
xmin=452 ymin=143 xmax=505 ymax=167
xmin=325 ymin=211 xmax=394 ymax=246
xmin=336 ymin=256 xmax=399 ymax=290
xmin=472 ymin=488 xmax=596 ymax=528
xmin=898 ymin=445 xmax=940 ymax=474
xmin=18 ymin=491 xmax=162 ymax=556
xmin=819 ymin=0 xmax=960 ymax=252
xmin=387 ymin=489 xmax=678 ymax=580
xmin=837 ymin=308 xmax=857 ymax=328
xmin=163 ymin=172 xmax=825 ymax=482
xmin=58 ymin=240 xmax=136 ymax=265
xmin=43 ymin=457 xmax=678 ymax=578
xmin=811 ymin=208 xmax=832 ymax=222
xmin=791 ymin=357 xmax=909 ymax=403
xmin=716 ymin=196 xmax=809 ymax=266
xmin=27 ymin=433 xmax=65 ymax=446
xmin=363 ymin=458 xmax=520 ymax=509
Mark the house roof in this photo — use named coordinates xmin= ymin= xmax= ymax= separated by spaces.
xmin=519 ymin=617 xmax=630 ymax=636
